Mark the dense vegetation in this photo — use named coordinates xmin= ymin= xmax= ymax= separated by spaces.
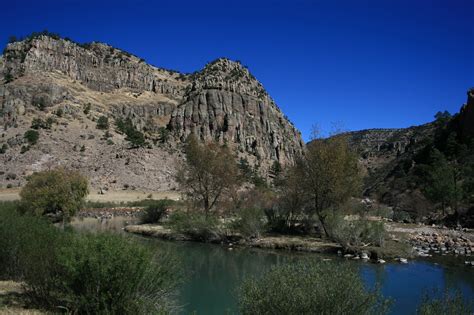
xmin=378 ymin=110 xmax=474 ymax=225
xmin=0 ymin=202 xmax=180 ymax=314
xmin=20 ymin=168 xmax=88 ymax=221
xmin=238 ymin=260 xmax=390 ymax=315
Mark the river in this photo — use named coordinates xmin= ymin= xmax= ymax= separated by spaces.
xmin=72 ymin=217 xmax=474 ymax=314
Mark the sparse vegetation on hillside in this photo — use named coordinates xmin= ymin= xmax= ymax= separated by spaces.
xmin=116 ymin=117 xmax=147 ymax=148
xmin=23 ymin=129 xmax=39 ymax=145
xmin=96 ymin=115 xmax=109 ymax=129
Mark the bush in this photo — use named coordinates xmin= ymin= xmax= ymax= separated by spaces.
xmin=417 ymin=290 xmax=473 ymax=315
xmin=35 ymin=233 xmax=179 ymax=314
xmin=116 ymin=117 xmax=147 ymax=148
xmin=231 ymin=208 xmax=266 ymax=238
xmin=20 ymin=168 xmax=89 ymax=220
xmin=238 ymin=260 xmax=390 ymax=315
xmin=96 ymin=115 xmax=109 ymax=130
xmin=0 ymin=202 xmax=65 ymax=281
xmin=0 ymin=143 xmax=8 ymax=154
xmin=140 ymin=200 xmax=173 ymax=224
xmin=0 ymin=202 xmax=180 ymax=314
xmin=167 ymin=210 xmax=220 ymax=241
xmin=24 ymin=129 xmax=39 ymax=145
xmin=55 ymin=108 xmax=63 ymax=117
xmin=326 ymin=213 xmax=386 ymax=248
xmin=31 ymin=117 xmax=52 ymax=130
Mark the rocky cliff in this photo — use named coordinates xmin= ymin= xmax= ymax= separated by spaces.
xmin=0 ymin=34 xmax=303 ymax=190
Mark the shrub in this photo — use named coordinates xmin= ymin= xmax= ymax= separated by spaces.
xmin=31 ymin=117 xmax=52 ymax=129
xmin=0 ymin=203 xmax=180 ymax=314
xmin=20 ymin=168 xmax=89 ymax=221
xmin=24 ymin=129 xmax=39 ymax=145
xmin=55 ymin=108 xmax=63 ymax=117
xmin=32 ymin=94 xmax=51 ymax=111
xmin=140 ymin=200 xmax=172 ymax=224
xmin=0 ymin=202 xmax=65 ymax=281
xmin=4 ymin=72 xmax=13 ymax=83
xmin=96 ymin=115 xmax=109 ymax=130
xmin=238 ymin=260 xmax=390 ymax=315
xmin=393 ymin=211 xmax=413 ymax=223
xmin=33 ymin=233 xmax=180 ymax=314
xmin=20 ymin=145 xmax=29 ymax=154
xmin=417 ymin=290 xmax=473 ymax=315
xmin=116 ymin=117 xmax=147 ymax=148
xmin=0 ymin=143 xmax=8 ymax=154
xmin=83 ymin=103 xmax=91 ymax=114
xmin=231 ymin=208 xmax=266 ymax=238
xmin=167 ymin=210 xmax=220 ymax=241
xmin=326 ymin=213 xmax=386 ymax=248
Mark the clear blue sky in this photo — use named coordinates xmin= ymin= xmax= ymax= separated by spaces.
xmin=2 ymin=0 xmax=473 ymax=141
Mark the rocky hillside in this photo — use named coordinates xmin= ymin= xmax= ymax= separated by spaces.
xmin=344 ymin=89 xmax=474 ymax=220
xmin=0 ymin=33 xmax=303 ymax=191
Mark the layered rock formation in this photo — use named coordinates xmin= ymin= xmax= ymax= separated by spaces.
xmin=0 ymin=34 xmax=303 ymax=190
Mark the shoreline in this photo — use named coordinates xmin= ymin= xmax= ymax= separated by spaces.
xmin=125 ymin=222 xmax=474 ymax=262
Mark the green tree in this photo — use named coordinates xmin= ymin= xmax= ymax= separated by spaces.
xmin=289 ymin=135 xmax=361 ymax=236
xmin=158 ymin=126 xmax=170 ymax=143
xmin=422 ymin=148 xmax=463 ymax=216
xmin=96 ymin=115 xmax=109 ymax=130
xmin=239 ymin=260 xmax=390 ymax=315
xmin=24 ymin=129 xmax=39 ymax=145
xmin=20 ymin=168 xmax=89 ymax=221
xmin=177 ymin=135 xmax=241 ymax=215
xmin=116 ymin=118 xmax=147 ymax=148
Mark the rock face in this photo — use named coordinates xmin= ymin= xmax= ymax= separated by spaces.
xmin=0 ymin=34 xmax=303 ymax=189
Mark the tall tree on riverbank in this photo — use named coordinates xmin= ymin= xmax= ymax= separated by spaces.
xmin=177 ymin=135 xmax=241 ymax=215
xmin=280 ymin=132 xmax=361 ymax=236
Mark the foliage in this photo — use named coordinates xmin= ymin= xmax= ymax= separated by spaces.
xmin=20 ymin=168 xmax=89 ymax=220
xmin=24 ymin=129 xmax=39 ymax=145
xmin=0 ymin=201 xmax=62 ymax=280
xmin=96 ymin=115 xmax=109 ymax=130
xmin=116 ymin=117 xmax=147 ymax=148
xmin=167 ymin=210 xmax=220 ymax=241
xmin=238 ymin=260 xmax=390 ymax=315
xmin=31 ymin=117 xmax=52 ymax=129
xmin=0 ymin=143 xmax=8 ymax=154
xmin=278 ymin=135 xmax=361 ymax=236
xmin=83 ymin=103 xmax=91 ymax=115
xmin=326 ymin=213 xmax=386 ymax=248
xmin=177 ymin=135 xmax=241 ymax=214
xmin=417 ymin=290 xmax=473 ymax=315
xmin=158 ymin=126 xmax=170 ymax=143
xmin=140 ymin=199 xmax=173 ymax=224
xmin=0 ymin=203 xmax=180 ymax=314
xmin=4 ymin=72 xmax=13 ymax=83
xmin=31 ymin=94 xmax=51 ymax=111
xmin=231 ymin=207 xmax=266 ymax=238
xmin=55 ymin=108 xmax=63 ymax=117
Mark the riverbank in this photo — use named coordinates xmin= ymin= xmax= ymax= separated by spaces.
xmin=125 ymin=221 xmax=474 ymax=262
